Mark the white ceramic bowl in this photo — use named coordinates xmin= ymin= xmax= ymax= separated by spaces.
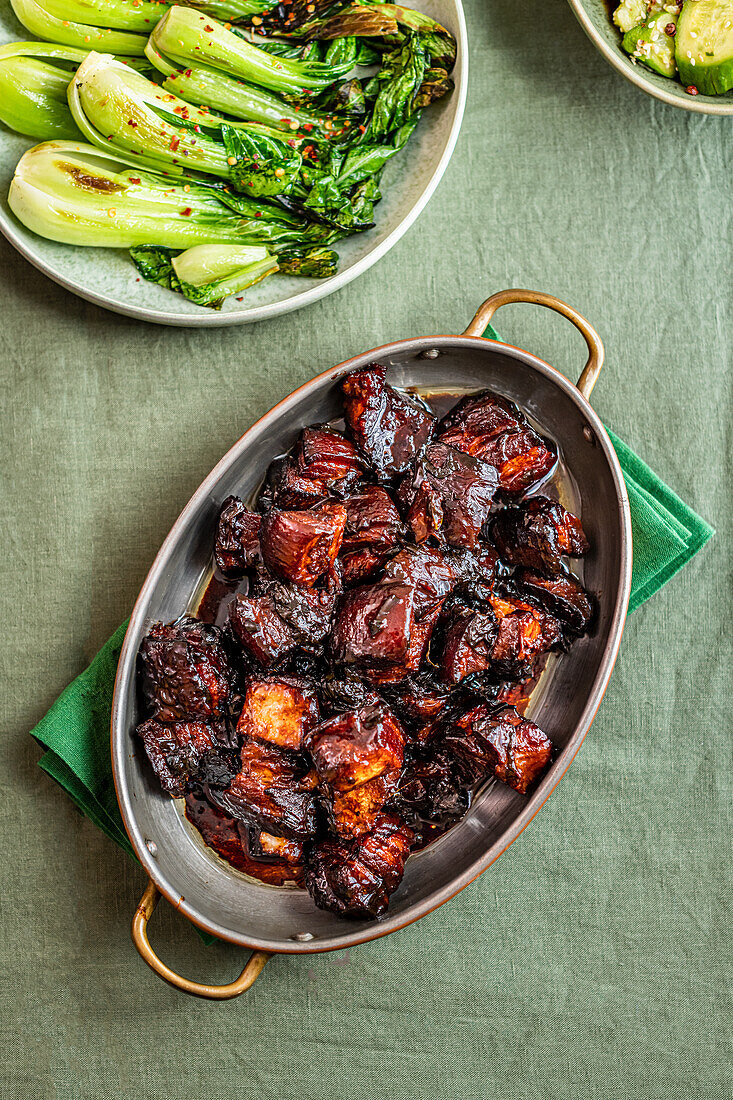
xmin=0 ymin=0 xmax=467 ymax=325
xmin=568 ymin=0 xmax=733 ymax=115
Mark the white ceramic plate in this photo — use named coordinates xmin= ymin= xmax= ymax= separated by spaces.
xmin=0 ymin=0 xmax=467 ymax=325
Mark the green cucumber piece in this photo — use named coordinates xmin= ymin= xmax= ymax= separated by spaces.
xmin=676 ymin=0 xmax=733 ymax=95
xmin=614 ymin=1 xmax=649 ymax=34
xmin=623 ymin=11 xmax=678 ymax=77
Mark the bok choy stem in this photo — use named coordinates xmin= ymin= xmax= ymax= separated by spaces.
xmin=10 ymin=0 xmax=148 ymax=54
xmin=150 ymin=6 xmax=353 ymax=94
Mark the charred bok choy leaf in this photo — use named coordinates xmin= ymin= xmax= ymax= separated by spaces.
xmin=364 ymin=32 xmax=427 ymax=137
xmin=367 ymin=4 xmax=457 ymax=71
xmin=68 ymin=52 xmax=302 ymax=195
xmin=283 ymin=113 xmax=418 ymax=230
xmin=130 ymin=243 xmax=279 ymax=308
xmin=244 ymin=0 xmax=398 ymax=40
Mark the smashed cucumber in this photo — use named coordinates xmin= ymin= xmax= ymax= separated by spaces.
xmin=623 ymin=11 xmax=679 ymax=77
xmin=676 ymin=0 xmax=733 ymax=95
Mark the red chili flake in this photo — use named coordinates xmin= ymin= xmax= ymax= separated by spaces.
xmin=204 ymin=23 xmax=213 ymax=30
xmin=686 ymin=85 xmax=699 ymax=95
xmin=236 ymin=297 xmax=244 ymax=301
xmin=255 ymin=211 xmax=262 ymax=217
xmin=170 ymin=136 xmax=180 ymax=151
xmin=280 ymin=118 xmax=292 ymax=125
xmin=127 ymin=119 xmax=138 ymax=127
xmin=358 ymin=124 xmax=366 ymax=133
xmin=181 ymin=207 xmax=193 ymax=216
xmin=287 ymin=139 xmax=296 ymax=148
xmin=194 ymin=124 xmax=201 ymax=133
xmin=185 ymin=69 xmax=192 ymax=76
xmin=129 ymin=177 xmax=141 ymax=183
xmin=664 ymin=22 xmax=676 ymax=35
xmin=303 ymin=123 xmax=314 ymax=132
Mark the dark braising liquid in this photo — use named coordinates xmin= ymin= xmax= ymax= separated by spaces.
xmin=184 ymin=390 xmax=573 ymax=885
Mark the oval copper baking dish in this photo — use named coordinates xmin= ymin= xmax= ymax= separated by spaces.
xmin=111 ymin=289 xmax=632 ymax=998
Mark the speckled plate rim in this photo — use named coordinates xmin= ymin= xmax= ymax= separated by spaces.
xmin=0 ymin=3 xmax=468 ymax=326
xmin=567 ymin=0 xmax=733 ymax=115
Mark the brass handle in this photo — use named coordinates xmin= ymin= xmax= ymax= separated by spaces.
xmin=132 ymin=879 xmax=271 ymax=1000
xmin=462 ymin=289 xmax=605 ymax=402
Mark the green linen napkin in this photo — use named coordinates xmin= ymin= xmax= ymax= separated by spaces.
xmin=30 ymin=340 xmax=714 ymax=933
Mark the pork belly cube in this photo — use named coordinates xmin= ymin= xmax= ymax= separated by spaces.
xmin=340 ymin=547 xmax=390 ymax=586
xmin=137 ymin=718 xmax=223 ymax=797
xmin=341 ymin=364 xmax=435 ymax=478
xmin=491 ymin=497 xmax=589 ymax=577
xmin=236 ymin=675 xmax=319 ymax=751
xmin=514 ymin=569 xmax=593 ymax=635
xmin=214 ymin=495 xmax=261 ymax=578
xmin=305 ymin=813 xmax=414 ymax=918
xmin=140 ymin=616 xmax=231 ymax=723
xmin=399 ymin=442 xmax=498 ymax=549
xmin=295 ymin=426 xmax=364 ymax=490
xmin=210 ymin=738 xmax=318 ymax=839
xmin=228 ymin=594 xmax=297 ymax=666
xmin=393 ymin=750 xmax=469 ymax=824
xmin=439 ymin=605 xmax=499 ymax=684
xmin=260 ymin=503 xmax=346 ymax=586
xmin=364 ymin=599 xmax=443 ymax=685
xmin=330 ymin=581 xmax=417 ymax=668
xmin=245 ymin=827 xmax=305 ymax=864
xmin=258 ymin=427 xmax=364 ymax=512
xmin=341 ymin=485 xmax=404 ymax=551
xmin=258 ymin=454 xmax=327 ymax=512
xmin=489 ymin=594 xmax=562 ymax=679
xmin=256 ymin=574 xmax=337 ymax=646
xmin=443 ymin=705 xmax=552 ymax=794
xmin=381 ymin=544 xmax=460 ymax=613
xmin=305 ymin=704 xmax=405 ymax=792
xmin=437 ymin=390 xmax=557 ymax=494
xmin=327 ymin=772 xmax=401 ymax=838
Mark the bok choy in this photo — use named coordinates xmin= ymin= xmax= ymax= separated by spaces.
xmin=130 ymin=243 xmax=279 ymax=307
xmin=7 ymin=140 xmax=326 ymax=248
xmin=144 ymin=38 xmax=334 ymax=134
xmin=68 ymin=52 xmax=302 ymax=195
xmin=149 ymin=7 xmax=354 ymax=93
xmin=10 ymin=0 xmax=148 ymax=54
xmin=0 ymin=42 xmax=152 ymax=140
xmin=3 ymin=0 xmax=457 ymax=309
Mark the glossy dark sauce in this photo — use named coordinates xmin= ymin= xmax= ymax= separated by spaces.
xmin=184 ymin=791 xmax=304 ymax=886
xmin=185 ymin=389 xmax=576 ymax=885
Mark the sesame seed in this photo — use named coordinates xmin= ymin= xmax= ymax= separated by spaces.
xmin=227 ymin=155 xmax=237 ymax=165
xmin=107 ymin=208 xmax=116 ymax=216
xmin=274 ymin=167 xmax=285 ymax=177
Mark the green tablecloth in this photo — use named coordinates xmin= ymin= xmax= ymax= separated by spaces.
xmin=0 ymin=0 xmax=729 ymax=1096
